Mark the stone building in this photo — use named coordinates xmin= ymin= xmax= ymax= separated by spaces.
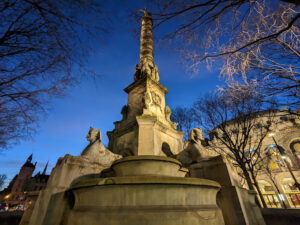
xmin=0 ymin=154 xmax=49 ymax=209
xmin=208 ymin=108 xmax=300 ymax=209
xmin=254 ymin=109 xmax=300 ymax=209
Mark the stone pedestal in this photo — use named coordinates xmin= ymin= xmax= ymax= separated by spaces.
xmin=189 ymin=155 xmax=266 ymax=225
xmin=136 ymin=116 xmax=184 ymax=156
xmin=26 ymin=154 xmax=113 ymax=225
xmin=19 ymin=191 xmax=39 ymax=225
xmin=66 ymin=156 xmax=225 ymax=225
xmin=108 ymin=76 xmax=184 ymax=157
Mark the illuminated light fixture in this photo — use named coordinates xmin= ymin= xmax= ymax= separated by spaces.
xmin=268 ymin=132 xmax=275 ymax=137
xmin=4 ymin=194 xmax=10 ymax=199
xmin=281 ymin=155 xmax=287 ymax=159
xmin=278 ymin=194 xmax=285 ymax=201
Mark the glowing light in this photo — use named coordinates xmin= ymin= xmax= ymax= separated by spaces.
xmin=278 ymin=194 xmax=285 ymax=201
xmin=268 ymin=132 xmax=275 ymax=137
xmin=4 ymin=194 xmax=10 ymax=199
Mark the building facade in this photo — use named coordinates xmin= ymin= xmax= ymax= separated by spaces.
xmin=0 ymin=154 xmax=49 ymax=210
xmin=219 ymin=109 xmax=300 ymax=209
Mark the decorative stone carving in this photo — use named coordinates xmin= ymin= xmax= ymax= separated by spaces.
xmin=143 ymin=91 xmax=152 ymax=109
xmin=165 ymin=106 xmax=171 ymax=121
xmin=189 ymin=128 xmax=205 ymax=144
xmin=134 ymin=60 xmax=160 ymax=82
xmin=151 ymin=65 xmax=159 ymax=81
xmin=165 ymin=106 xmax=178 ymax=129
xmin=133 ymin=9 xmax=160 ymax=82
xmin=81 ymin=127 xmax=121 ymax=165
xmin=141 ymin=60 xmax=152 ymax=77
xmin=151 ymin=91 xmax=161 ymax=110
xmin=176 ymin=128 xmax=218 ymax=166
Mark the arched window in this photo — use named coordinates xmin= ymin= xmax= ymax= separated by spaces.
xmin=161 ymin=142 xmax=173 ymax=157
xmin=290 ymin=140 xmax=300 ymax=154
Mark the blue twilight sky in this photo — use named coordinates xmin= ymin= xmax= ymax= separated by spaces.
xmin=0 ymin=0 xmax=223 ymax=189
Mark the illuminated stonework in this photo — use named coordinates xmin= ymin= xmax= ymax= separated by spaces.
xmin=107 ymin=10 xmax=183 ymax=156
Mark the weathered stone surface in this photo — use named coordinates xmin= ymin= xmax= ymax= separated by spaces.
xmin=26 ymin=128 xmax=120 ymax=225
xmin=108 ymin=65 xmax=183 ymax=157
xmin=81 ymin=127 xmax=121 ymax=165
xmin=190 ymin=156 xmax=266 ymax=225
xmin=177 ymin=128 xmax=218 ymax=167
xmin=107 ymin=10 xmax=184 ymax=157
xmin=19 ymin=191 xmax=39 ymax=225
xmin=66 ymin=156 xmax=225 ymax=225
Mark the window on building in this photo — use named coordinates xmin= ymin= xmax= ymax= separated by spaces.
xmin=258 ymin=180 xmax=281 ymax=208
xmin=282 ymin=178 xmax=300 ymax=208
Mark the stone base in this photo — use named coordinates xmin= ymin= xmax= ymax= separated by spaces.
xmin=108 ymin=115 xmax=184 ymax=157
xmin=25 ymin=154 xmax=112 ymax=225
xmin=66 ymin=156 xmax=225 ymax=225
xmin=189 ymin=156 xmax=266 ymax=225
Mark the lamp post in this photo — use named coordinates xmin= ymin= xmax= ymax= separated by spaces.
xmin=269 ymin=133 xmax=300 ymax=189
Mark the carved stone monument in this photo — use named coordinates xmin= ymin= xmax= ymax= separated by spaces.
xmin=107 ymin=10 xmax=184 ymax=157
xmin=177 ymin=128 xmax=219 ymax=167
xmin=20 ymin=9 xmax=266 ymax=225
xmin=25 ymin=128 xmax=121 ymax=225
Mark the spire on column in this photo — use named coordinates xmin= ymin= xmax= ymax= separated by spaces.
xmin=134 ymin=9 xmax=159 ymax=82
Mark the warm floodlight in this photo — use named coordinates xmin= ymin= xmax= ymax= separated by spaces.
xmin=268 ymin=132 xmax=275 ymax=137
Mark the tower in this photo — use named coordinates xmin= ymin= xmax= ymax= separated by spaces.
xmin=107 ymin=10 xmax=184 ymax=156
xmin=11 ymin=154 xmax=35 ymax=194
xmin=42 ymin=161 xmax=49 ymax=175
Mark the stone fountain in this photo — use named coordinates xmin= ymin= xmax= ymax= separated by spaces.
xmin=22 ymin=10 xmax=228 ymax=225
xmin=66 ymin=156 xmax=224 ymax=225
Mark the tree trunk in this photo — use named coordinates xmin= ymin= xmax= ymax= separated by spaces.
xmin=242 ymin=168 xmax=254 ymax=190
xmin=242 ymin=167 xmax=264 ymax=207
xmin=252 ymin=176 xmax=268 ymax=208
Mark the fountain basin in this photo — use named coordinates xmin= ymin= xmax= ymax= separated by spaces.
xmin=111 ymin=155 xmax=182 ymax=177
xmin=66 ymin=156 xmax=225 ymax=225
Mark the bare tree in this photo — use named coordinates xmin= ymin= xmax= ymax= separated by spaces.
xmin=0 ymin=0 xmax=108 ymax=148
xmin=0 ymin=174 xmax=6 ymax=190
xmin=171 ymin=106 xmax=196 ymax=140
xmin=151 ymin=0 xmax=299 ymax=108
xmin=193 ymin=92 xmax=278 ymax=207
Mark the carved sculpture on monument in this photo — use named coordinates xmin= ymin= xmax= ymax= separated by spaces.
xmin=21 ymin=8 xmax=267 ymax=225
xmin=177 ymin=128 xmax=219 ymax=167
xmin=107 ymin=9 xmax=184 ymax=156
xmin=81 ymin=127 xmax=121 ymax=165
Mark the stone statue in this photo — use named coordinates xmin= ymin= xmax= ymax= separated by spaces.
xmin=176 ymin=128 xmax=218 ymax=167
xmin=81 ymin=127 xmax=121 ymax=165
xmin=189 ymin=128 xmax=205 ymax=144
